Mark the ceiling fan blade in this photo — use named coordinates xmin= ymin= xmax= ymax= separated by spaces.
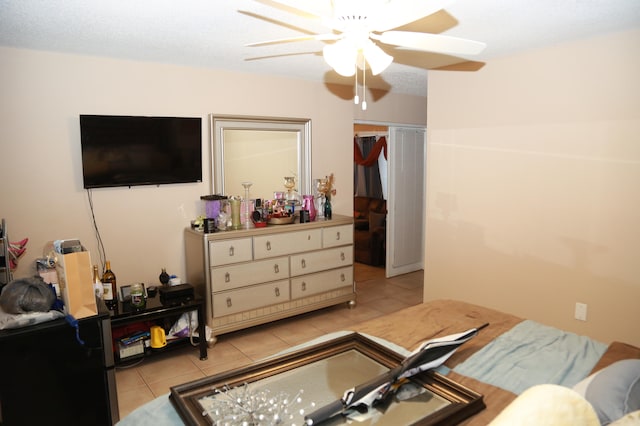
xmin=374 ymin=31 xmax=486 ymax=56
xmin=246 ymin=33 xmax=341 ymax=47
xmin=371 ymin=0 xmax=455 ymax=32
xmin=254 ymin=0 xmax=331 ymax=20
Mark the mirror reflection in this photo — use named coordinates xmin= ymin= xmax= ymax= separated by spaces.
xmin=210 ymin=115 xmax=311 ymax=200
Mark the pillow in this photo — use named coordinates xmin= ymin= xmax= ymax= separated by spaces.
xmin=369 ymin=211 xmax=386 ymax=230
xmin=610 ymin=410 xmax=640 ymax=426
xmin=573 ymin=359 xmax=640 ymax=425
xmin=489 ymin=384 xmax=599 ymax=426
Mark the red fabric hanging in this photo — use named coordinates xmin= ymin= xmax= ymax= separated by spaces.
xmin=354 ymin=136 xmax=387 ymax=166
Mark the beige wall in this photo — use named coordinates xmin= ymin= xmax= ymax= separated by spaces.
xmin=1 ymin=47 xmax=426 ymax=285
xmin=425 ymin=28 xmax=640 ymax=346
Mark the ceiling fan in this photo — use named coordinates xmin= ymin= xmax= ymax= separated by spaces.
xmin=246 ymin=0 xmax=486 ymax=108
xmin=246 ymin=0 xmax=486 ymax=74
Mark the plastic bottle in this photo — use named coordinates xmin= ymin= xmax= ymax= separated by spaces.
xmin=102 ymin=260 xmax=117 ymax=310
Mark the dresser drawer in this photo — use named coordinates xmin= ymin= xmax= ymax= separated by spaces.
xmin=322 ymin=224 xmax=354 ymax=248
xmin=290 ymin=246 xmax=353 ymax=276
xmin=291 ymin=266 xmax=353 ymax=299
xmin=253 ymin=229 xmax=322 ymax=259
xmin=211 ymin=257 xmax=289 ymax=292
xmin=209 ymin=238 xmax=253 ymax=266
xmin=212 ymin=280 xmax=290 ymax=317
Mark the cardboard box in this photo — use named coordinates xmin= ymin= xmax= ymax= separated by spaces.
xmin=118 ymin=340 xmax=145 ymax=359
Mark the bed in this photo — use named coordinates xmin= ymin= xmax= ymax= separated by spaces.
xmin=118 ymin=299 xmax=640 ymax=425
xmin=350 ymin=299 xmax=640 ymax=425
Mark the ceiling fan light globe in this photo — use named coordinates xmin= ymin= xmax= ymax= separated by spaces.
xmin=323 ymin=43 xmax=357 ymax=76
xmin=363 ymin=40 xmax=393 ymax=75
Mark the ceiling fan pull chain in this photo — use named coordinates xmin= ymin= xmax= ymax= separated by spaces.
xmin=354 ymin=56 xmax=360 ymax=105
xmin=361 ymin=55 xmax=367 ymax=111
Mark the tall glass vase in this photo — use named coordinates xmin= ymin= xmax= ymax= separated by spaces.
xmin=302 ymin=195 xmax=316 ymax=222
xmin=241 ymin=182 xmax=253 ymax=229
xmin=314 ymin=178 xmax=327 ymax=220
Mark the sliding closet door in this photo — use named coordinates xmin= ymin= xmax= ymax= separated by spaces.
xmin=386 ymin=127 xmax=426 ymax=277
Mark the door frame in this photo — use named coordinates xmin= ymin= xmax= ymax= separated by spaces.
xmin=354 ymin=120 xmax=426 ymax=278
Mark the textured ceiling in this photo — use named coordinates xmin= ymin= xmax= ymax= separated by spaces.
xmin=1 ymin=0 xmax=639 ymax=96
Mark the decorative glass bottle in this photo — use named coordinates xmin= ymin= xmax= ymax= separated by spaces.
xmin=324 ymin=196 xmax=332 ymax=219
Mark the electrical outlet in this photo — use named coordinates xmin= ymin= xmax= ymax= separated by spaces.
xmin=575 ymin=302 xmax=588 ymax=321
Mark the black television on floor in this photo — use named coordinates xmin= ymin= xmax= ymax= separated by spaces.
xmin=80 ymin=114 xmax=202 ymax=189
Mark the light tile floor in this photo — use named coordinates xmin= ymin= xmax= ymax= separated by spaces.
xmin=115 ymin=263 xmax=424 ymax=419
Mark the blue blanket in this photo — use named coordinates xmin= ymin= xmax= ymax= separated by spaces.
xmin=453 ymin=320 xmax=607 ymax=394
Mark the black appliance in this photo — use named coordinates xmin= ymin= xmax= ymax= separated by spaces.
xmin=0 ymin=303 xmax=119 ymax=425
xmin=80 ymin=114 xmax=202 ymax=189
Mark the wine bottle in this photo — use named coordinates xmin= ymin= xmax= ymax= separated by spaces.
xmin=92 ymin=264 xmax=104 ymax=300
xmin=102 ymin=260 xmax=117 ymax=310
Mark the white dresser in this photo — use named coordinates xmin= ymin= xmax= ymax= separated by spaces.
xmin=184 ymin=215 xmax=356 ymax=343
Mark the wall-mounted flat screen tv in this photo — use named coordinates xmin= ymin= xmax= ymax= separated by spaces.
xmin=80 ymin=115 xmax=202 ymax=189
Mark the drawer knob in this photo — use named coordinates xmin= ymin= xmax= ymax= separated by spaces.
xmin=301 ymin=259 xmax=306 ymax=268
xmin=229 ymin=246 xmax=235 ymax=256
xmin=226 ymin=297 xmax=232 ymax=307
xmin=336 ymin=231 xmax=341 ymax=240
xmin=301 ymin=282 xmax=307 ymax=291
xmin=275 ymin=287 xmax=280 ymax=297
xmin=266 ymin=241 xmax=272 ymax=251
xmin=307 ymin=234 xmax=311 ymax=240
xmin=225 ymin=272 xmax=230 ymax=283
xmin=340 ymin=252 xmax=345 ymax=261
xmin=274 ymin=264 xmax=279 ymax=274
xmin=340 ymin=273 xmax=345 ymax=282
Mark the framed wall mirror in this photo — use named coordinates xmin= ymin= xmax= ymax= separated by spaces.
xmin=209 ymin=115 xmax=312 ymax=200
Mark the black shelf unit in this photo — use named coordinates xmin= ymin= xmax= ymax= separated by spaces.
xmin=109 ymin=294 xmax=207 ymax=365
